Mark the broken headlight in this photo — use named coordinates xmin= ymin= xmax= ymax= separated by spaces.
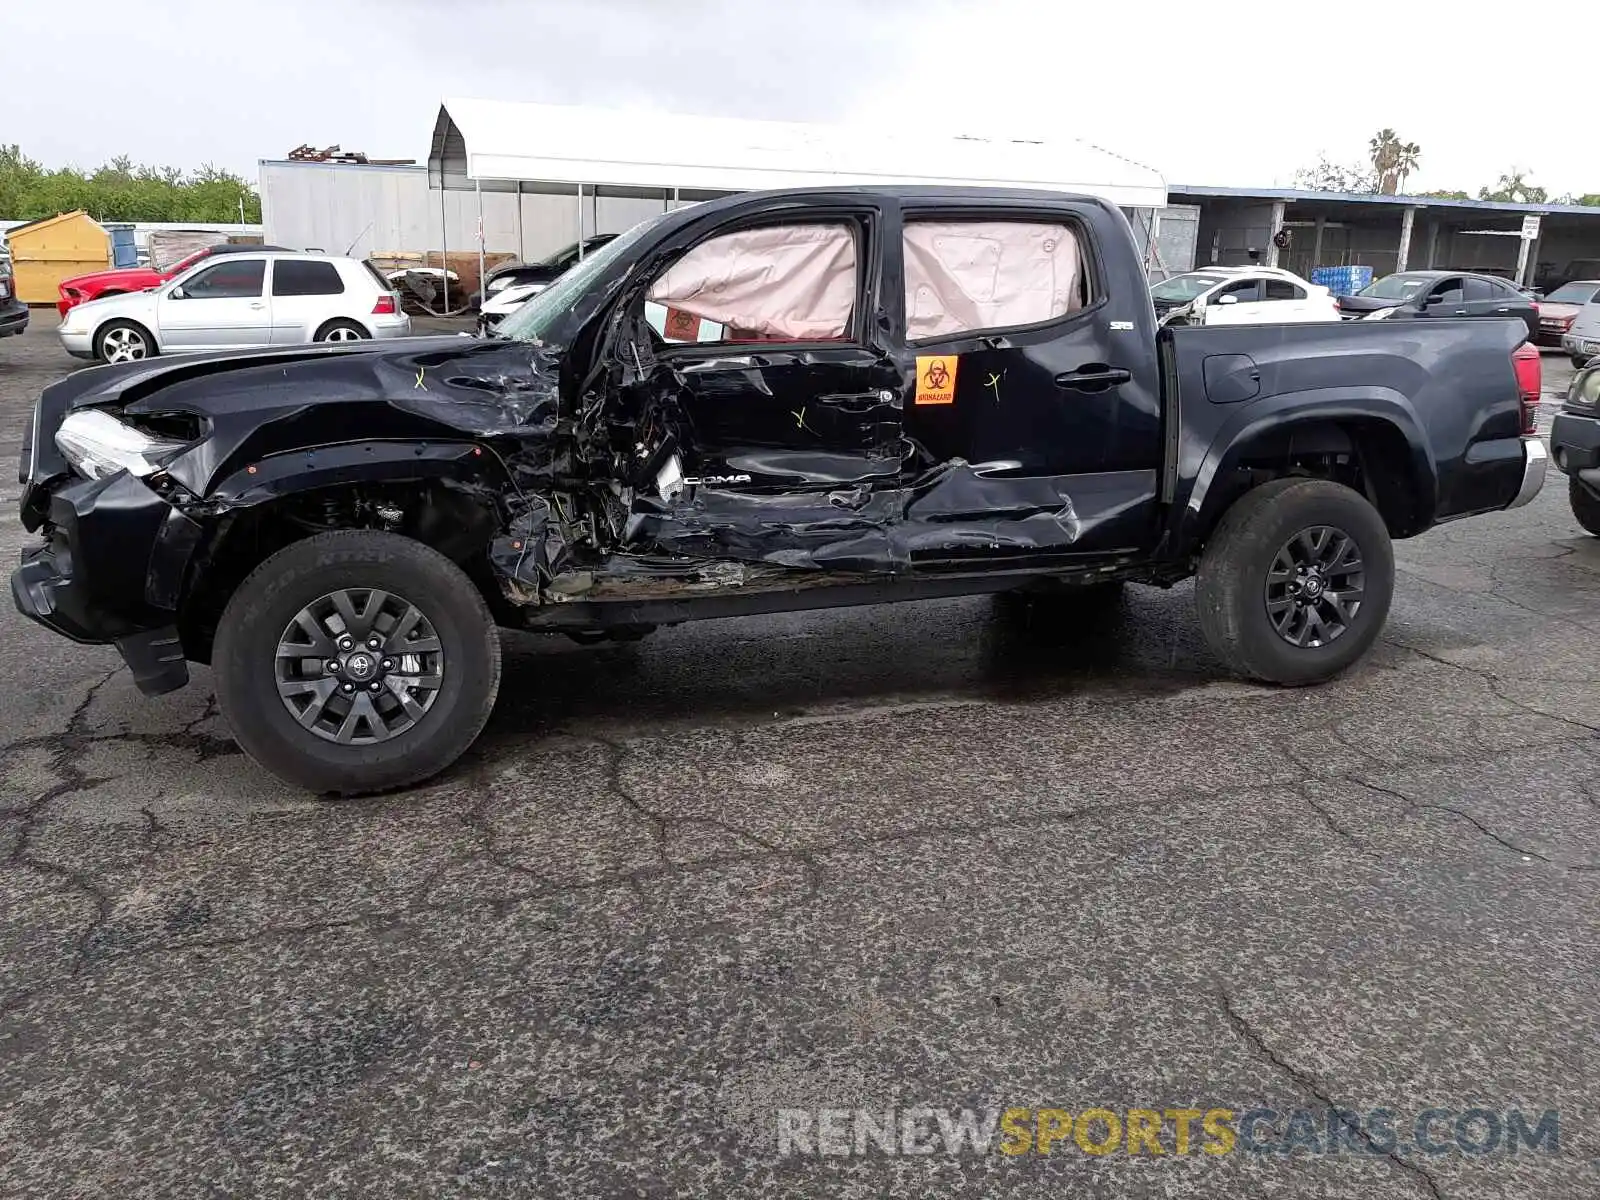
xmin=1569 ymin=365 xmax=1600 ymax=411
xmin=54 ymin=409 xmax=188 ymax=481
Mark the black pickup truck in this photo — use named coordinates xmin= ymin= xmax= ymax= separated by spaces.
xmin=13 ymin=186 xmax=1546 ymax=793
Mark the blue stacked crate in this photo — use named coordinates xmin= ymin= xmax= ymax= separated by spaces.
xmin=1309 ymin=266 xmax=1374 ymax=296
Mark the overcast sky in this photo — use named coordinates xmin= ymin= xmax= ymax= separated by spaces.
xmin=11 ymin=0 xmax=1591 ymax=198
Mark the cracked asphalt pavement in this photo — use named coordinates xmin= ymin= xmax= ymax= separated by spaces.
xmin=2 ymin=318 xmax=1597 ymax=1198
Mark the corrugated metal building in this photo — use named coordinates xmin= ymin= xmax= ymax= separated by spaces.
xmin=264 ymin=102 xmax=1171 ymax=272
xmin=259 ymin=160 xmax=671 ymax=263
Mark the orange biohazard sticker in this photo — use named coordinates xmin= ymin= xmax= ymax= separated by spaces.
xmin=915 ymin=354 xmax=958 ymax=405
xmin=663 ymin=306 xmax=703 ymax=342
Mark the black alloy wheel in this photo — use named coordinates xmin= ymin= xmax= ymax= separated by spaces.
xmin=1264 ymin=526 xmax=1364 ymax=648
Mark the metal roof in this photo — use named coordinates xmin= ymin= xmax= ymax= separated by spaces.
xmin=1169 ymin=183 xmax=1600 ymax=218
xmin=428 ymin=99 xmax=1168 ymax=209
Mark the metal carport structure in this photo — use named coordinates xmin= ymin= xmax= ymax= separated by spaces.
xmin=426 ymin=98 xmax=1168 ymax=305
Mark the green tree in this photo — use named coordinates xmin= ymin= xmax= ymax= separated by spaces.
xmin=1478 ymin=170 xmax=1546 ymax=204
xmin=1417 ymin=189 xmax=1471 ymax=200
xmin=1293 ymin=154 xmax=1376 ymax=194
xmin=0 ymin=145 xmax=260 ymax=224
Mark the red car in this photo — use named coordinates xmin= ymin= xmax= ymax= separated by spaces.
xmin=56 ymin=243 xmax=291 ymax=317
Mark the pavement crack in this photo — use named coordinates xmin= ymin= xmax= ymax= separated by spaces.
xmin=5 ymin=668 xmax=122 ymax=974
xmin=584 ymin=736 xmax=824 ymax=892
xmin=1350 ymin=776 xmax=1556 ymax=865
xmin=592 ymin=735 xmax=671 ymax=868
xmin=1392 ymin=640 xmax=1600 ymax=736
xmin=1297 ymin=786 xmax=1378 ymax=859
xmin=1219 ymin=990 xmax=1444 ymax=1200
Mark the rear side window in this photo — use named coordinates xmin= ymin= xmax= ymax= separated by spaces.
xmin=1264 ymin=279 xmax=1306 ymax=301
xmin=1463 ymin=277 xmax=1495 ymax=302
xmin=272 ymin=260 xmax=345 ymax=297
xmin=904 ymin=220 xmax=1087 ymax=340
xmin=361 ymin=261 xmax=395 ymax=292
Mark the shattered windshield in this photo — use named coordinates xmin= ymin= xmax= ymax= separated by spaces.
xmin=498 ymin=217 xmax=664 ymax=345
xmin=1150 ymin=274 xmax=1225 ymax=302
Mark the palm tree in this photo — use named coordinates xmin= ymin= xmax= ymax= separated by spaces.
xmin=1392 ymin=140 xmax=1421 ymax=194
xmin=1369 ymin=129 xmax=1421 ymax=195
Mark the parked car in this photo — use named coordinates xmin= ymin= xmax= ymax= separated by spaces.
xmin=1151 ymin=267 xmax=1339 ymax=326
xmin=14 ymin=186 xmax=1545 ymax=794
xmin=1564 ymin=296 xmax=1600 ymax=368
xmin=56 ymin=243 xmax=294 ymax=318
xmin=0 ymin=251 xmax=27 ymax=339
xmin=468 ymin=233 xmax=620 ymax=309
xmin=1336 ymin=271 xmax=1539 ymax=338
xmin=476 ymin=281 xmax=543 ymax=334
xmin=1549 ymin=361 xmax=1600 ymax=532
xmin=1536 ymin=280 xmax=1600 ymax=351
xmin=56 ymin=252 xmax=411 ymax=363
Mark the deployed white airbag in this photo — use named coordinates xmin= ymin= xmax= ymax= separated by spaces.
xmin=905 ymin=221 xmax=1082 ymax=340
xmin=647 ymin=223 xmax=856 ymax=341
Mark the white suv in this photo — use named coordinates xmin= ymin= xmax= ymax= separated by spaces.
xmin=57 ymin=252 xmax=411 ymax=363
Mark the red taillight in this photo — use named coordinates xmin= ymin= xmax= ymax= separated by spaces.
xmin=372 ymin=294 xmax=397 ymax=315
xmin=1512 ymin=344 xmax=1541 ymax=434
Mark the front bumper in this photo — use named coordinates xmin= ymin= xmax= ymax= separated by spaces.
xmin=1562 ymin=334 xmax=1598 ymax=362
xmin=56 ymin=326 xmax=97 ymax=360
xmin=1552 ymin=409 xmax=1600 ymax=477
xmin=0 ymin=298 xmax=27 ymax=338
xmin=11 ymin=471 xmax=199 ymax=694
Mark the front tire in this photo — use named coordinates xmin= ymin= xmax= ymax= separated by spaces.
xmin=1196 ymin=478 xmax=1394 ymax=685
xmin=1572 ymin=355 xmax=1591 ymax=370
xmin=95 ymin=320 xmax=156 ymax=364
xmin=1570 ymin=479 xmax=1600 ymax=536
xmin=214 ymin=531 xmax=501 ymax=795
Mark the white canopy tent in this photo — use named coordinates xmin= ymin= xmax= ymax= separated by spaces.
xmin=426 ymin=98 xmax=1167 ymax=304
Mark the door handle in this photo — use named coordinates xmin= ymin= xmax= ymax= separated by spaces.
xmin=1453 ymin=309 xmax=1467 ymax=315
xmin=1495 ymin=307 xmax=1510 ymax=313
xmin=1054 ymin=365 xmax=1132 ymax=392
xmin=819 ymin=390 xmax=894 ymax=414
xmin=249 ymin=302 xmax=266 ymax=310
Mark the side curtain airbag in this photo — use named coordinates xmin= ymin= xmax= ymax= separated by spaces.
xmin=904 ymin=221 xmax=1082 ymax=340
xmin=647 ymin=224 xmax=856 ymax=341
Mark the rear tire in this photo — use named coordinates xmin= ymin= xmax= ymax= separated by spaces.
xmin=214 ymin=531 xmax=501 ymax=795
xmin=316 ymin=319 xmax=369 ymax=343
xmin=1569 ymin=479 xmax=1600 ymax=536
xmin=1196 ymin=478 xmax=1394 ymax=685
xmin=95 ymin=320 xmax=156 ymax=364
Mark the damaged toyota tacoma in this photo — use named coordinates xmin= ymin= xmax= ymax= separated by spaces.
xmin=13 ymin=187 xmax=1547 ymax=793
